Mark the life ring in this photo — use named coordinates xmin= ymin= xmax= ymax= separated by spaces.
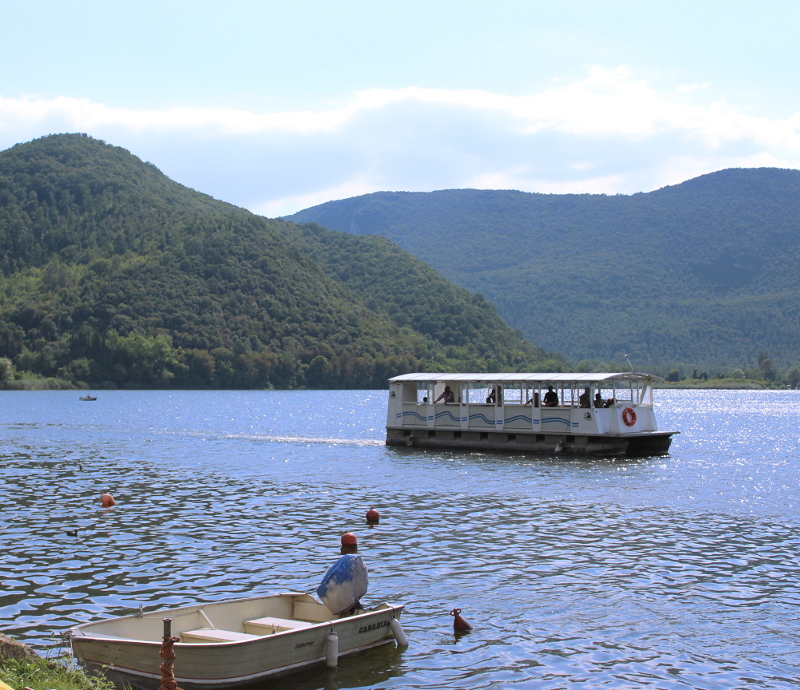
xmin=622 ymin=407 xmax=637 ymax=426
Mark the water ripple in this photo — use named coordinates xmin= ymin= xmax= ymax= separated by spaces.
xmin=1 ymin=389 xmax=800 ymax=688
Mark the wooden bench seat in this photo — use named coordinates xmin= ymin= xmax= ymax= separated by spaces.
xmin=181 ymin=628 xmax=261 ymax=643
xmin=243 ymin=616 xmax=314 ymax=635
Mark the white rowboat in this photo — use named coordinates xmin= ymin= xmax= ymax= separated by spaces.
xmin=69 ymin=592 xmax=405 ymax=689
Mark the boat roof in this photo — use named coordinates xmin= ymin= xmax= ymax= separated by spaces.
xmin=389 ymin=372 xmax=662 ymax=383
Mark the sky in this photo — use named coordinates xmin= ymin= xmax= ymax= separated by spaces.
xmin=2 ymin=0 xmax=800 ymax=217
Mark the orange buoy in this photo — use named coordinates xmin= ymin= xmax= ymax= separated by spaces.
xmin=366 ymin=507 xmax=380 ymax=524
xmin=100 ymin=493 xmax=116 ymax=507
xmin=340 ymin=531 xmax=358 ymax=554
xmin=450 ymin=608 xmax=473 ymax=632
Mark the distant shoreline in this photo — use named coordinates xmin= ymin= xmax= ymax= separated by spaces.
xmin=655 ymin=379 xmax=782 ymax=390
xmin=0 ymin=379 xmax=788 ymax=392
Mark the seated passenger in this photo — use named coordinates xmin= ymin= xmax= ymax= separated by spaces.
xmin=486 ymin=388 xmax=496 ymax=404
xmin=435 ymin=386 xmax=455 ymax=404
xmin=594 ymin=392 xmax=603 ymax=408
xmin=579 ymin=387 xmax=591 ymax=408
xmin=543 ymin=385 xmax=558 ymax=407
xmin=526 ymin=392 xmax=540 ymax=407
xmin=603 ymin=397 xmax=614 ymax=408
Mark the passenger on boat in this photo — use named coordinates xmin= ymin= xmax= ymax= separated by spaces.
xmin=579 ymin=388 xmax=591 ymax=408
xmin=486 ymin=388 xmax=496 ymax=404
xmin=594 ymin=392 xmax=604 ymax=408
xmin=603 ymin=397 xmax=614 ymax=408
xmin=543 ymin=386 xmax=558 ymax=407
xmin=435 ymin=386 xmax=455 ymax=404
xmin=526 ymin=392 xmax=540 ymax=407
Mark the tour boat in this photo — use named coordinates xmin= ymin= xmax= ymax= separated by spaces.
xmin=386 ymin=372 xmax=677 ymax=455
xmin=68 ymin=592 xmax=406 ymax=689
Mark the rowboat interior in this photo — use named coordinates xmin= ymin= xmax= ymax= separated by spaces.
xmin=74 ymin=593 xmax=355 ymax=643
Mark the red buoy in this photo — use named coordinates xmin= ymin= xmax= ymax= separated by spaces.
xmin=340 ymin=531 xmax=358 ymax=554
xmin=450 ymin=608 xmax=473 ymax=632
xmin=366 ymin=507 xmax=380 ymax=524
xmin=100 ymin=493 xmax=116 ymax=507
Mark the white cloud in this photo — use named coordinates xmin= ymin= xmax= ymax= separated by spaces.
xmin=2 ymin=67 xmax=800 ymax=215
xmin=676 ymin=82 xmax=710 ymax=93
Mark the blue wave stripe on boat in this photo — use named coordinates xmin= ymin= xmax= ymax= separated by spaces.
xmin=400 ymin=411 xmax=428 ymax=422
xmin=541 ymin=417 xmax=571 ymax=427
xmin=468 ymin=414 xmax=495 ymax=425
xmin=435 ymin=411 xmax=462 ymax=422
xmin=504 ymin=415 xmax=532 ymax=424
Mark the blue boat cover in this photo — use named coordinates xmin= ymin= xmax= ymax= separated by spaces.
xmin=316 ymin=554 xmax=368 ymax=614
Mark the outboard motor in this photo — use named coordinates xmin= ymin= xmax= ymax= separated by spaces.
xmin=316 ymin=554 xmax=368 ymax=615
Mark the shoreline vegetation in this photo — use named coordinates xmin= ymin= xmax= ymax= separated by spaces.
xmin=0 ymin=634 xmax=114 ymax=690
xmin=0 ymin=361 xmax=790 ymax=392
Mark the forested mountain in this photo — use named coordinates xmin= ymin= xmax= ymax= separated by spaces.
xmin=0 ymin=134 xmax=564 ymax=389
xmin=287 ymin=171 xmax=800 ymax=374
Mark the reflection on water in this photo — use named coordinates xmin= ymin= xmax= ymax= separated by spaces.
xmin=1 ymin=389 xmax=799 ymax=689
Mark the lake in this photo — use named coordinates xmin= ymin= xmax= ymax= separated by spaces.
xmin=1 ymin=389 xmax=799 ymax=689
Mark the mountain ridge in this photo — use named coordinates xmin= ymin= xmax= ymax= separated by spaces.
xmin=0 ymin=134 xmax=565 ymax=389
xmin=287 ymin=168 xmax=800 ymax=373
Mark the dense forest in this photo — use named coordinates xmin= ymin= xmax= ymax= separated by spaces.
xmin=0 ymin=134 xmax=565 ymax=390
xmin=287 ymin=172 xmax=800 ymax=376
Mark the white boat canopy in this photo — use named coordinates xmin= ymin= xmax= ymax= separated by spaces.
xmin=389 ymin=372 xmax=662 ymax=384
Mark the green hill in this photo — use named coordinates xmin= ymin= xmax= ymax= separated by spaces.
xmin=0 ymin=134 xmax=563 ymax=389
xmin=287 ymin=170 xmax=800 ymax=374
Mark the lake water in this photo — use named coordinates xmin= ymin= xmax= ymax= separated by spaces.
xmin=1 ymin=389 xmax=799 ymax=689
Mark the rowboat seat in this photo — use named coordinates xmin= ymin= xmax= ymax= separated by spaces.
xmin=181 ymin=628 xmax=261 ymax=643
xmin=243 ymin=616 xmax=314 ymax=634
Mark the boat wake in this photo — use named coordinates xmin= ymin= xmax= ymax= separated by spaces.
xmin=222 ymin=433 xmax=384 ymax=447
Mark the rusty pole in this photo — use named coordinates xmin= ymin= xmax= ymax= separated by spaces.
xmin=158 ymin=618 xmax=183 ymax=690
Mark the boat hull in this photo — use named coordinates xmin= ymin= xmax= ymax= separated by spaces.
xmin=386 ymin=426 xmax=674 ymax=456
xmin=69 ymin=595 xmax=404 ymax=689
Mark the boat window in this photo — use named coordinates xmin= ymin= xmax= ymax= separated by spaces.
xmin=464 ymin=383 xmax=493 ymax=404
xmin=504 ymin=384 xmax=522 ymax=405
xmin=613 ymin=379 xmax=635 ymax=404
xmin=596 ymin=386 xmax=615 ymax=407
xmin=400 ymin=382 xmax=419 ymax=403
xmin=524 ymin=386 xmax=540 ymax=406
xmin=416 ymin=383 xmax=429 ymax=404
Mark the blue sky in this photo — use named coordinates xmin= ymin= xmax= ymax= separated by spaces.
xmin=2 ymin=0 xmax=799 ymax=216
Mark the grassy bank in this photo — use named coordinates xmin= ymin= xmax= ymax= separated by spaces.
xmin=0 ymin=656 xmax=116 ymax=690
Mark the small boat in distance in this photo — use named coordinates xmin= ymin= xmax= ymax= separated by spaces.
xmin=386 ymin=372 xmax=678 ymax=456
xmin=69 ymin=592 xmax=405 ymax=689
xmin=79 ymin=395 xmax=97 ymax=401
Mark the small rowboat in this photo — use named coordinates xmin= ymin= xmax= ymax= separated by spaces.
xmin=68 ymin=592 xmax=406 ymax=689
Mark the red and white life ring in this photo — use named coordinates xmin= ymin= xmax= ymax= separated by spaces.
xmin=622 ymin=407 xmax=637 ymax=426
